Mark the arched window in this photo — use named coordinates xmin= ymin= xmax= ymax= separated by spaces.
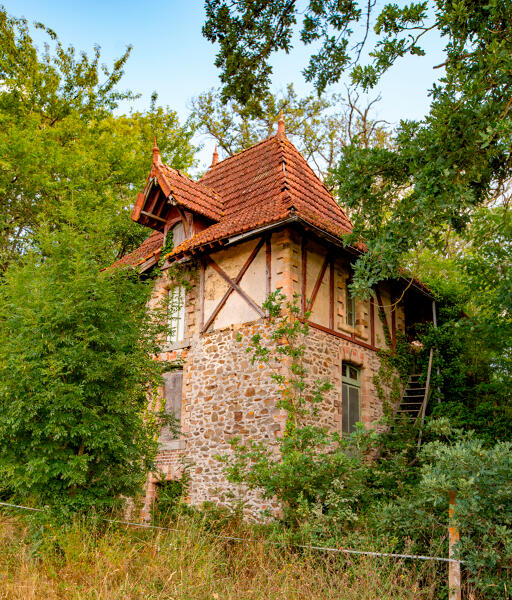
xmin=342 ymin=363 xmax=360 ymax=434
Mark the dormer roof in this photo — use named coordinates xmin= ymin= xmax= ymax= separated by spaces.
xmin=131 ymin=162 xmax=223 ymax=231
xmin=120 ymin=129 xmax=353 ymax=266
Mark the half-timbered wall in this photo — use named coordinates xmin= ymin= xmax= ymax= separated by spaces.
xmin=142 ymin=225 xmax=406 ymax=514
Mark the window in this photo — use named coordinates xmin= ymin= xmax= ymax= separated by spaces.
xmin=160 ymin=370 xmax=183 ymax=442
xmin=346 ymin=285 xmax=356 ymax=328
xmin=172 ymin=221 xmax=186 ymax=247
xmin=168 ymin=285 xmax=185 ymax=344
xmin=342 ymin=363 xmax=360 ymax=434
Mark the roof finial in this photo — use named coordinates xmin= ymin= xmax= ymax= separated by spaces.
xmin=277 ymin=110 xmax=285 ymax=136
xmin=211 ymin=144 xmax=219 ymax=167
xmin=152 ymin=136 xmax=162 ymax=166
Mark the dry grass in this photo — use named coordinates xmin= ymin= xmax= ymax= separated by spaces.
xmin=0 ymin=513 xmax=443 ymax=600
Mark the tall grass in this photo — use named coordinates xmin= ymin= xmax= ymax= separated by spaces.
xmin=0 ymin=512 xmax=445 ymax=600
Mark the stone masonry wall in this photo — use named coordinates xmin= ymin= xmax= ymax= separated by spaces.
xmin=142 ymin=226 xmax=398 ymax=514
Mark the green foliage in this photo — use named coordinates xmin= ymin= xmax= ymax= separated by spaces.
xmin=419 ymin=430 xmax=512 ymax=599
xmin=191 ymin=85 xmax=390 ymax=180
xmin=202 ymin=2 xmax=512 ymax=380
xmin=0 ymin=7 xmax=196 ymax=270
xmin=220 ymin=424 xmax=373 ymax=532
xmin=151 ymin=469 xmax=191 ymax=524
xmin=377 ymin=422 xmax=512 ymax=599
xmin=0 ymin=215 xmax=169 ymax=513
xmin=221 ymin=291 xmax=377 ymax=532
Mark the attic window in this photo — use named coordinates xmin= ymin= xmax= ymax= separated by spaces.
xmin=172 ymin=221 xmax=186 ymax=247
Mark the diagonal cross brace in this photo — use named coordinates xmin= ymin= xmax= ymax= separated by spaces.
xmin=307 ymin=253 xmax=330 ymax=312
xmin=202 ymin=238 xmax=266 ymax=333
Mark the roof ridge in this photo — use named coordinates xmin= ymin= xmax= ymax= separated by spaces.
xmin=200 ymin=134 xmax=282 ymax=180
xmin=275 ymin=137 xmax=295 ymax=213
xmin=279 ymin=136 xmax=352 ymax=225
xmin=162 ymin=164 xmax=218 ymax=195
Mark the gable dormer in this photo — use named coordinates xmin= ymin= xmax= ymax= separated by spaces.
xmin=131 ymin=139 xmax=223 ymax=242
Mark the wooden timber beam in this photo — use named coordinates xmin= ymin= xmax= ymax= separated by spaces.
xmin=370 ymin=295 xmax=376 ymax=348
xmin=375 ymin=289 xmax=391 ymax=348
xmin=199 ymin=258 xmax=205 ymax=332
xmin=301 ymin=237 xmax=307 ymax=316
xmin=140 ymin=210 xmax=167 ymax=224
xmin=202 ymin=238 xmax=266 ymax=332
xmin=329 ymin=258 xmax=334 ymax=330
xmin=391 ymin=294 xmax=397 ymax=350
xmin=305 ymin=320 xmax=378 ymax=352
xmin=265 ymin=236 xmax=271 ymax=303
xmin=307 ymin=253 xmax=329 ymax=312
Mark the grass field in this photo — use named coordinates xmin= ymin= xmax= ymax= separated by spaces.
xmin=0 ymin=511 xmax=450 ymax=600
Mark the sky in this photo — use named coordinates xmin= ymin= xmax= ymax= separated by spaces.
xmin=7 ymin=0 xmax=446 ymax=169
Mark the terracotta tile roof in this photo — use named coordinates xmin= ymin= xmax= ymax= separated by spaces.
xmin=167 ymin=133 xmax=352 ymax=257
xmin=112 ymin=230 xmax=163 ymax=268
xmin=119 ymin=133 xmax=353 ymax=267
xmin=156 ymin=164 xmax=223 ymax=222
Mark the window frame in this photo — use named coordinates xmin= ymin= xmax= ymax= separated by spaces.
xmin=171 ymin=221 xmax=186 ymax=247
xmin=160 ymin=370 xmax=183 ymax=442
xmin=167 ymin=285 xmax=186 ymax=344
xmin=345 ymin=284 xmax=356 ymax=328
xmin=341 ymin=363 xmax=361 ymax=434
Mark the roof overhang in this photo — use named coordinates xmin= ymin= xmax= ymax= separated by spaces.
xmin=161 ymin=214 xmax=433 ymax=299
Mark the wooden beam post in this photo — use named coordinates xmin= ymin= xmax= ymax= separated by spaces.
xmin=449 ymin=490 xmax=462 ymax=600
xmin=199 ymin=258 xmax=205 ymax=332
xmin=369 ymin=295 xmax=375 ymax=348
xmin=301 ymin=237 xmax=307 ymax=317
xmin=391 ymin=296 xmax=397 ymax=350
xmin=329 ymin=258 xmax=334 ymax=330
xmin=266 ymin=236 xmax=272 ymax=305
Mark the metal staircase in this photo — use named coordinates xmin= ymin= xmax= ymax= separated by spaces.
xmin=393 ymin=348 xmax=434 ymax=448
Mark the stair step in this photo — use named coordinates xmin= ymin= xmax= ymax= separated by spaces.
xmin=400 ymin=402 xmax=423 ymax=407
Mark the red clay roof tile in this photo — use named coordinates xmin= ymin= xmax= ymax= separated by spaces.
xmin=120 ymin=133 xmax=353 ymax=265
xmin=167 ymin=134 xmax=352 ymax=257
xmin=157 ymin=164 xmax=223 ymax=221
xmin=112 ymin=230 xmax=163 ymax=268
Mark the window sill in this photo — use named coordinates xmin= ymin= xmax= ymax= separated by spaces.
xmin=158 ymin=439 xmax=186 ymax=451
xmin=338 ymin=322 xmax=356 ymax=335
xmin=164 ymin=338 xmax=192 ymax=351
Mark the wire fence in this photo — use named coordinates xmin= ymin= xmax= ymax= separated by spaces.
xmin=0 ymin=500 xmax=462 ymax=564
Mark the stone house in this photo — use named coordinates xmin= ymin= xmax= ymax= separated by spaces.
xmin=115 ymin=117 xmax=434 ymax=512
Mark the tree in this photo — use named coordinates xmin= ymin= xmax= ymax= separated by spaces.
xmin=203 ymin=0 xmax=512 ymax=378
xmin=0 ymin=214 xmax=169 ymax=512
xmin=191 ymin=85 xmax=389 ymax=180
xmin=203 ymin=1 xmax=512 ymax=284
xmin=0 ymin=7 xmax=196 ymax=270
xmin=0 ymin=8 xmax=187 ymax=512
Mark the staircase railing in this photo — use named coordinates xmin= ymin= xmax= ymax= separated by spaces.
xmin=416 ymin=347 xmax=434 ymax=449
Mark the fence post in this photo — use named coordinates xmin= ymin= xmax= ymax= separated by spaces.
xmin=449 ymin=490 xmax=461 ymax=600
